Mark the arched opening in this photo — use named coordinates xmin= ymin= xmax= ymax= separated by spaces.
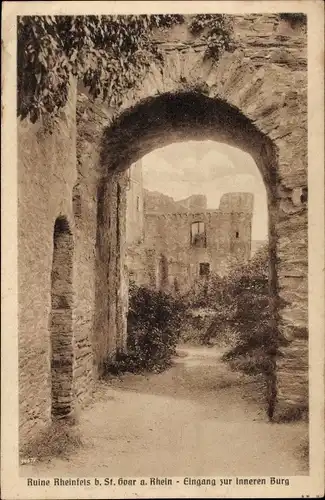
xmin=50 ymin=216 xmax=74 ymax=419
xmin=102 ymin=91 xmax=277 ymax=280
xmin=136 ymin=138 xmax=268 ymax=287
xmin=132 ymin=137 xmax=269 ymax=339
xmin=102 ymin=91 xmax=276 ymax=295
xmin=99 ymin=90 xmax=289 ymax=419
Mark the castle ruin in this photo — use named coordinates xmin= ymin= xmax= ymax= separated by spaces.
xmin=126 ymin=161 xmax=254 ymax=294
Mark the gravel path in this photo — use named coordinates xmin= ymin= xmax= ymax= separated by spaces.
xmin=21 ymin=345 xmax=308 ymax=477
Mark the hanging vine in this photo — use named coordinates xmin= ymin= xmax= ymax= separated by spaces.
xmin=17 ymin=15 xmax=184 ymax=122
xmin=17 ymin=14 xmax=233 ymax=123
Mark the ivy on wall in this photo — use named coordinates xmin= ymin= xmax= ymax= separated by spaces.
xmin=279 ymin=13 xmax=307 ymax=26
xmin=188 ymin=14 xmax=235 ymax=60
xmin=17 ymin=14 xmax=234 ymax=123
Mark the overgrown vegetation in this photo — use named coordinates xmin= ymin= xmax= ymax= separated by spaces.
xmin=186 ymin=246 xmax=279 ymax=369
xmin=179 ymin=309 xmax=217 ymax=345
xmin=274 ymin=404 xmax=309 ymax=423
xmin=219 ymin=247 xmax=281 ymax=373
xmin=18 ymin=14 xmax=234 ymax=123
xmin=104 ymin=282 xmax=186 ymax=375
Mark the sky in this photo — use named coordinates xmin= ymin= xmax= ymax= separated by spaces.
xmin=141 ymin=141 xmax=268 ymax=241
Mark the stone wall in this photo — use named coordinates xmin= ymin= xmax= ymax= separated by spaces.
xmin=18 ymin=85 xmax=129 ymax=445
xmin=73 ymin=92 xmax=110 ymax=396
xmin=76 ymin=93 xmax=129 ymax=371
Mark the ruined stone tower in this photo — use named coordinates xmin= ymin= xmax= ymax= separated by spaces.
xmin=125 ymin=161 xmax=254 ymax=294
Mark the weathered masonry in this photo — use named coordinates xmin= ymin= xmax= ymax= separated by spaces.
xmin=18 ymin=15 xmax=308 ymax=446
xmin=126 ymin=174 xmax=254 ymax=294
xmin=145 ymin=193 xmax=253 ymax=293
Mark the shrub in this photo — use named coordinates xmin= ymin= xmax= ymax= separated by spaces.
xmin=17 ymin=15 xmax=185 ymax=122
xmin=298 ymin=434 xmax=309 ymax=469
xmin=178 ymin=308 xmax=232 ymax=345
xmin=219 ymin=246 xmax=282 ymax=418
xmin=279 ymin=13 xmax=307 ymax=27
xmin=184 ymin=271 xmax=228 ymax=310
xmin=185 ymin=246 xmax=278 ymax=356
xmin=184 ymin=245 xmax=283 ymax=419
xmin=274 ymin=404 xmax=309 ymax=423
xmin=178 ymin=310 xmax=211 ymax=344
xmin=219 ymin=245 xmax=281 ymax=367
xmin=104 ymin=282 xmax=186 ymax=374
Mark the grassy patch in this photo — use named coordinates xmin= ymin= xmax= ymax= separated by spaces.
xmin=20 ymin=420 xmax=83 ymax=464
xmin=274 ymin=404 xmax=309 ymax=423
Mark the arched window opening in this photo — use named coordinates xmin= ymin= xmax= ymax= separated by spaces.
xmin=191 ymin=221 xmax=206 ymax=248
xmin=50 ymin=216 xmax=74 ymax=419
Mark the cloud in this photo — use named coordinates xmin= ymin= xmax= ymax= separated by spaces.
xmin=143 ymin=141 xmax=260 ymax=183
xmin=140 ymin=141 xmax=268 ymax=239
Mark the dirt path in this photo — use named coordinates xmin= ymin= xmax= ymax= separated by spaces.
xmin=21 ymin=345 xmax=308 ymax=477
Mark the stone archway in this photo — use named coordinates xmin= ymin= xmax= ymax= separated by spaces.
xmin=66 ymin=14 xmax=308 ymax=422
xmin=95 ymin=33 xmax=307 ymax=418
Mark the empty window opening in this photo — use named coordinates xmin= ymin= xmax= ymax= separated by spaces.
xmin=50 ymin=216 xmax=74 ymax=419
xmin=235 ymin=231 xmax=239 ymax=238
xmin=191 ymin=221 xmax=206 ymax=247
xmin=199 ymin=262 xmax=210 ymax=277
xmin=136 ymin=196 xmax=140 ymax=211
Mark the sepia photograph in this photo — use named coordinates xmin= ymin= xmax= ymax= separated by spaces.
xmin=1 ymin=1 xmax=324 ymax=499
